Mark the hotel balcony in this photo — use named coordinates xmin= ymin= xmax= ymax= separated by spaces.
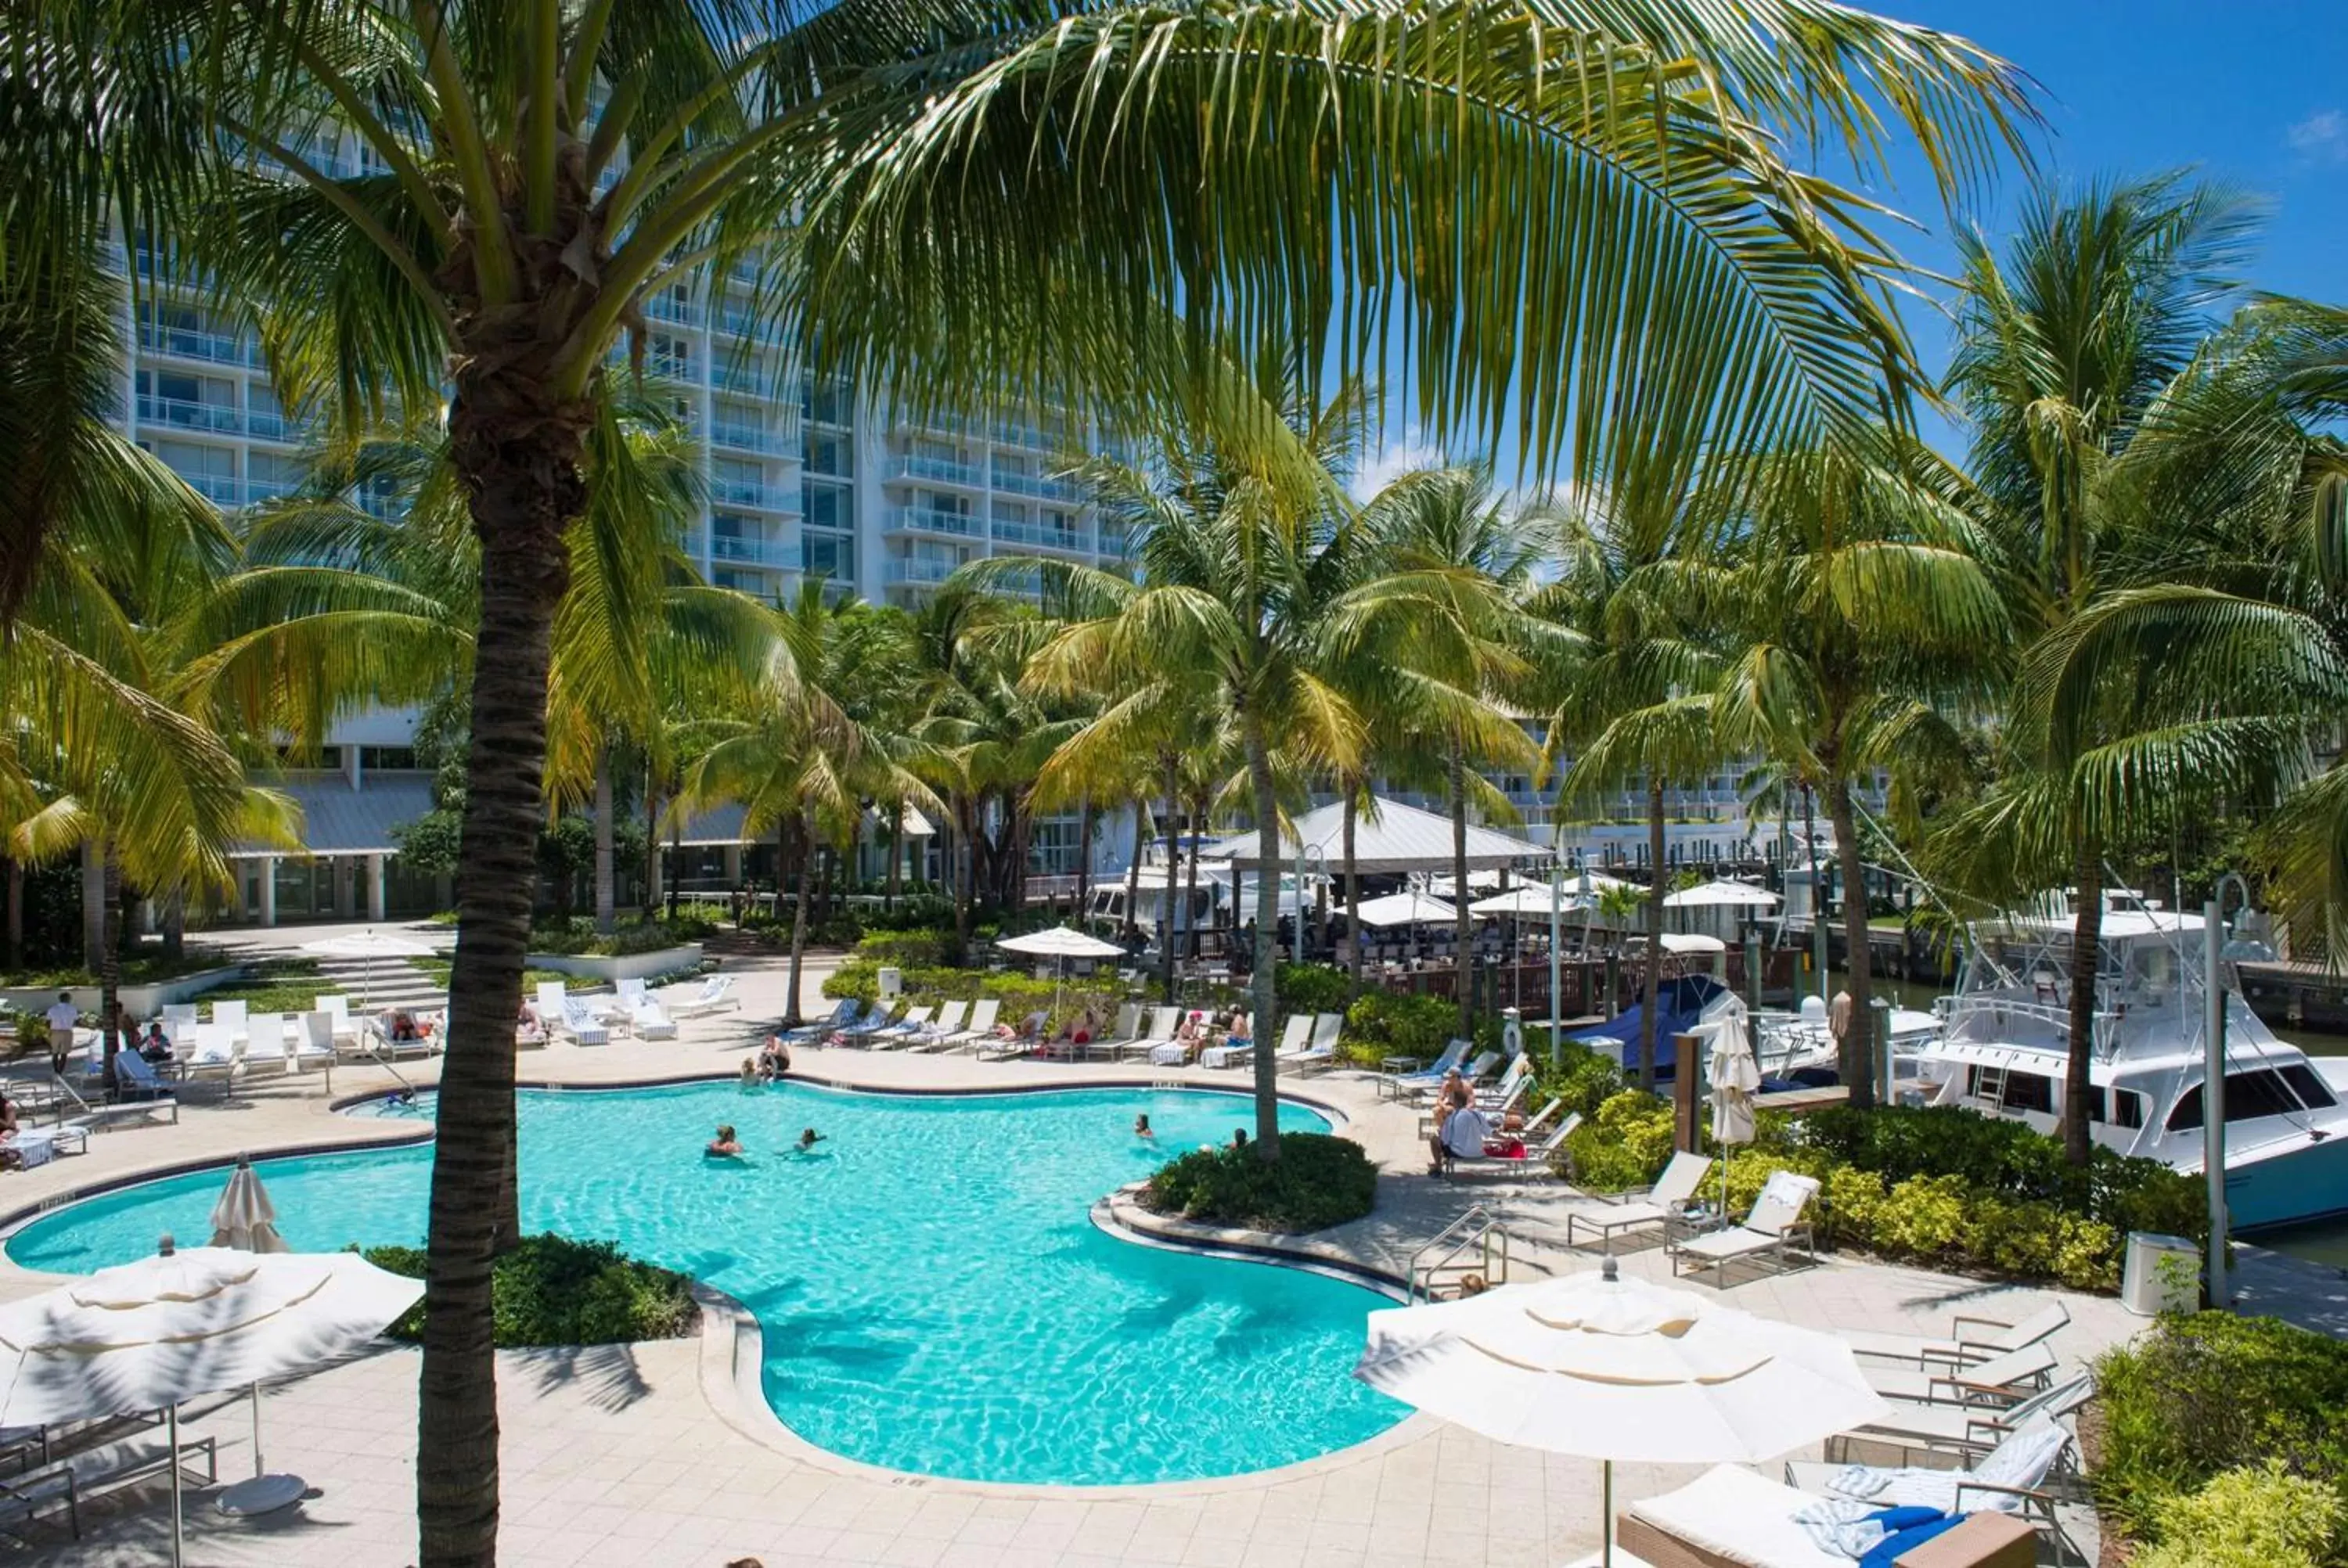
xmin=136 ymin=322 xmax=257 ymax=367
xmin=136 ymin=394 xmax=243 ymax=435
xmin=708 ymin=419 xmax=800 ymax=458
xmin=709 ymin=478 xmax=800 ymax=516
xmin=884 ymin=556 xmax=963 ymax=586
xmin=708 ymin=534 xmax=794 ymax=569
xmin=885 ymin=453 xmax=985 ymax=488
xmin=888 ymin=505 xmax=984 ymax=541
xmin=989 ymin=468 xmax=1083 ymax=502
xmin=991 ymin=519 xmax=1090 ymax=554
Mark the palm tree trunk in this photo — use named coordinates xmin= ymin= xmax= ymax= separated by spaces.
xmin=96 ymin=844 xmax=121 ymax=1091
xmin=3 ymin=855 xmax=20 ymax=970
xmin=1343 ymin=785 xmax=1362 ymax=993
xmin=162 ymin=889 xmax=185 ymax=961
xmin=1641 ymin=779 xmax=1666 ymax=1091
xmin=80 ymin=840 xmax=103 ymax=970
xmin=592 ymin=746 xmax=615 ymax=935
xmin=1826 ymin=775 xmax=1874 ymax=1109
xmin=1124 ymin=800 xmax=1144 ymax=942
xmin=1185 ymin=792 xmax=1205 ymax=961
xmin=418 ymin=409 xmax=582 ymax=1568
xmin=1161 ymin=756 xmax=1180 ymax=1005
xmin=2065 ymin=836 xmax=2102 ymax=1167
xmin=1243 ymin=721 xmax=1284 ymax=1159
xmin=886 ymin=802 xmax=903 ymax=911
xmin=642 ymin=764 xmax=661 ymax=918
xmin=951 ymin=797 xmax=974 ymax=965
xmin=1451 ymin=746 xmax=1474 ymax=1036
xmin=1075 ymin=795 xmax=1094 ymax=922
xmin=784 ymin=815 xmax=812 ymax=1028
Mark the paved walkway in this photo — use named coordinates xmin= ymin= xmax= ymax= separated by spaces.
xmin=0 ymin=931 xmax=2178 ymax=1566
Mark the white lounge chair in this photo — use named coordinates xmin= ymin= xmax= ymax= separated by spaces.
xmin=159 ymin=1003 xmax=199 ymax=1042
xmin=1276 ymin=1012 xmax=1343 ymax=1075
xmin=181 ymin=1027 xmax=245 ymax=1088
xmin=837 ymin=998 xmax=902 ymax=1044
xmin=1406 ymin=1048 xmax=1499 ymax=1101
xmin=1619 ymin=1461 xmax=2037 ymax=1568
xmin=868 ymin=1005 xmax=935 ymax=1048
xmin=1380 ymin=1037 xmax=1468 ymax=1099
xmin=626 ymin=995 xmax=678 ymax=1041
xmin=942 ymin=998 xmax=1002 ymax=1052
xmin=1437 ymin=1105 xmax=1580 ymax=1179
xmin=1826 ymin=1374 xmax=2092 ymax=1469
xmin=1865 ymin=1339 xmax=2057 ymax=1408
xmin=1788 ymin=1415 xmax=2076 ymax=1542
xmin=1149 ymin=1009 xmax=1208 ymax=1066
xmin=781 ymin=998 xmax=856 ymax=1042
xmin=1845 ymin=1301 xmax=2071 ymax=1371
xmin=242 ymin=1013 xmax=290 ymax=1074
xmin=666 ymin=974 xmax=738 ymax=1017
xmin=1475 ymin=1054 xmax=1531 ymax=1113
xmin=209 ymin=999 xmax=249 ymax=1045
xmin=110 ymin=1048 xmax=178 ymax=1103
xmin=1200 ymin=1012 xmax=1264 ymax=1070
xmin=535 ymin=981 xmax=568 ymax=1019
xmin=558 ymin=997 xmax=610 ymax=1046
xmin=1121 ymin=1005 xmax=1182 ymax=1063
xmin=312 ymin=995 xmax=358 ymax=1044
xmin=290 ymin=1013 xmax=340 ymax=1070
xmin=1671 ymin=1170 xmax=1820 ymax=1286
xmin=1565 ymin=1149 xmax=1716 ymax=1254
xmin=1082 ymin=1002 xmax=1143 ymax=1060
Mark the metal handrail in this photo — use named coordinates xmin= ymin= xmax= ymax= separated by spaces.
xmin=1405 ymin=1204 xmax=1512 ymax=1302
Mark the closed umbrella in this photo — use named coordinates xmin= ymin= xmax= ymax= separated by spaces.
xmin=0 ymin=1242 xmax=424 ymax=1565
xmin=1707 ymin=1003 xmax=1761 ymax=1226
xmin=208 ymin=1159 xmax=288 ymax=1253
xmin=1356 ymin=1261 xmax=1887 ymax=1566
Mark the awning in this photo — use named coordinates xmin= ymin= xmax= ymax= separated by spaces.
xmin=229 ymin=775 xmax=434 ymax=858
xmin=1209 ymin=797 xmax=1551 ymax=872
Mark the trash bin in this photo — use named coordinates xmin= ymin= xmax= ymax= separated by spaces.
xmin=877 ymin=966 xmax=903 ymax=1001
xmin=2122 ymin=1232 xmax=2201 ymax=1316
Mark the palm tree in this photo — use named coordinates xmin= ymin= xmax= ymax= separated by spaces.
xmin=7 ymin=3 xmax=2032 ymax=1554
xmin=1933 ymin=174 xmax=2338 ymax=1164
xmin=1355 ymin=465 xmax=1567 ymax=1032
xmin=1705 ymin=436 xmax=2006 ymax=1104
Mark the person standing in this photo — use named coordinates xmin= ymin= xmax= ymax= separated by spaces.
xmin=41 ymin=991 xmax=78 ymax=1077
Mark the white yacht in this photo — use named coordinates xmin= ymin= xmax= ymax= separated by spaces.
xmin=1907 ymin=894 xmax=2348 ymax=1231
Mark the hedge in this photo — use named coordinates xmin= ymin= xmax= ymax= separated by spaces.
xmin=363 ymin=1235 xmax=698 ymax=1347
xmin=1139 ymin=1133 xmax=1378 ymax=1232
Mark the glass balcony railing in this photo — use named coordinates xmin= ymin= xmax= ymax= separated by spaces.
xmin=138 ymin=322 xmax=257 ymax=366
xmin=643 ymin=293 xmax=700 ymax=326
xmin=1096 ymin=528 xmax=1134 ymax=556
xmin=708 ymin=534 xmax=792 ymax=568
xmin=246 ymin=408 xmax=300 ymax=443
xmin=987 ymin=468 xmax=1083 ymax=501
xmin=990 ymin=519 xmax=1090 ymax=553
xmin=175 ymin=471 xmax=243 ymax=505
xmin=711 ymin=361 xmax=774 ymax=396
xmin=137 ymin=394 xmax=242 ymax=434
xmin=886 ymin=453 xmax=983 ymax=487
xmin=708 ymin=417 xmax=801 ymax=455
xmin=884 ymin=556 xmax=963 ymax=585
xmin=888 ymin=505 xmax=983 ymax=539
xmin=709 ymin=478 xmax=799 ymax=515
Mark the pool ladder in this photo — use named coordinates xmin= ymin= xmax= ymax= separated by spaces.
xmin=1405 ymin=1204 xmax=1513 ymax=1302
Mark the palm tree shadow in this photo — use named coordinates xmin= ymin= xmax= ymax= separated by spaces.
xmin=514 ymin=1343 xmax=653 ymax=1412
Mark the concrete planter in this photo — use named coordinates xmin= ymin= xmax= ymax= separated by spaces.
xmin=524 ymin=944 xmax=704 ymax=984
xmin=2 ymin=965 xmax=250 ymax=1020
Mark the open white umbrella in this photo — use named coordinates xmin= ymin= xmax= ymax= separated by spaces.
xmin=1707 ymin=1003 xmax=1762 ymax=1225
xmin=1349 ymin=890 xmax=1459 ymax=928
xmin=300 ymin=928 xmax=436 ymax=1008
xmin=1468 ymin=885 xmax=1592 ymax=918
xmin=996 ymin=926 xmax=1126 ymax=1019
xmin=0 ymin=1242 xmax=424 ymax=1565
xmin=1662 ymin=879 xmax=1781 ymax=909
xmin=1356 ymin=1261 xmax=1888 ymax=1566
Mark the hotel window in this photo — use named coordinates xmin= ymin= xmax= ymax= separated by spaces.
xmin=802 ymin=377 xmax=852 ymax=427
xmin=805 ymin=433 xmax=852 ymax=477
xmin=802 ymin=530 xmax=854 ymax=581
xmin=803 ymin=481 xmax=852 ymax=530
xmin=647 ymin=333 xmax=694 ymax=379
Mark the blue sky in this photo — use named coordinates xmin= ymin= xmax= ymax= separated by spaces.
xmin=1359 ymin=1 xmax=2347 ymax=491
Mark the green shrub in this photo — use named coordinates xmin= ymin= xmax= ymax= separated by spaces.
xmin=1562 ymin=1089 xmax=1677 ymax=1192
xmin=1529 ymin=1038 xmax=1625 ymax=1122
xmin=2094 ymin=1311 xmax=2348 ymax=1550
xmin=2130 ymin=1462 xmax=2345 ymax=1568
xmin=1276 ymin=962 xmax=1354 ymax=1018
xmin=362 ymin=1235 xmax=698 ymax=1347
xmin=1339 ymin=991 xmax=1457 ymax=1066
xmin=525 ymin=915 xmax=708 ymax=958
xmin=1138 ymin=1133 xmax=1378 ymax=1232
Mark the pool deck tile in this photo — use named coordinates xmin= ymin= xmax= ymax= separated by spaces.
xmin=3 ymin=929 xmax=2331 ymax=1564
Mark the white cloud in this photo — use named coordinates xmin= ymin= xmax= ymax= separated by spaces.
xmin=2288 ymin=110 xmax=2347 ymax=164
xmin=1348 ymin=430 xmax=1449 ymax=503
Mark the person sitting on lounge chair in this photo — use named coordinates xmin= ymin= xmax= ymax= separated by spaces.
xmin=517 ymin=1001 xmax=546 ymax=1047
xmin=387 ymin=1009 xmax=423 ymax=1043
xmin=707 ymin=1124 xmax=743 ymax=1157
xmin=1062 ymin=1007 xmax=1100 ymax=1049
xmin=1223 ymin=1013 xmax=1253 ymax=1052
xmin=1430 ymin=1102 xmax=1493 ymax=1174
xmin=138 ymin=1023 xmax=175 ymax=1066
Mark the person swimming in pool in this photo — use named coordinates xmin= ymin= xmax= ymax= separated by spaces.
xmin=708 ymin=1124 xmax=743 ymax=1157
xmin=738 ymin=1057 xmax=760 ymax=1090
xmin=1133 ymin=1113 xmax=1154 ymax=1138
xmin=796 ymin=1127 xmax=826 ymax=1153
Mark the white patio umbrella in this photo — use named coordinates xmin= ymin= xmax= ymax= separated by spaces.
xmin=300 ymin=928 xmax=436 ymax=1008
xmin=1355 ymin=1261 xmax=1889 ymax=1566
xmin=208 ymin=1160 xmax=288 ymax=1253
xmin=1707 ymin=1003 xmax=1762 ymax=1225
xmin=1468 ymin=885 xmax=1591 ymax=918
xmin=1349 ymin=890 xmax=1459 ymax=927
xmin=996 ymin=926 xmax=1126 ymax=1018
xmin=1662 ymin=878 xmax=1781 ymax=909
xmin=0 ymin=1242 xmax=425 ymax=1565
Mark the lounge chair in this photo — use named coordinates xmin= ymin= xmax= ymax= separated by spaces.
xmin=1618 ymin=1462 xmax=2038 ymax=1568
xmin=159 ymin=1003 xmax=199 ymax=1042
xmin=1380 ymin=1038 xmax=1469 ymax=1099
xmin=666 ymin=974 xmax=738 ymax=1017
xmin=110 ymin=1049 xmax=177 ymax=1103
xmin=1787 ymin=1416 xmax=2078 ymax=1565
xmin=558 ymin=997 xmax=610 ymax=1046
xmin=210 ymin=999 xmax=248 ymax=1045
xmin=835 ymin=999 xmax=901 ymax=1044
xmin=1083 ymin=1002 xmax=1144 ymax=1060
xmin=1437 ymin=1105 xmax=1580 ymax=1179
xmin=1826 ymin=1375 xmax=2092 ymax=1469
xmin=1277 ymin=1012 xmax=1343 ymax=1075
xmin=535 ymin=981 xmax=568 ymax=1020
xmin=1406 ymin=1048 xmax=1500 ymax=1102
xmin=291 ymin=1013 xmax=340 ymax=1070
xmin=978 ymin=1009 xmax=1048 ymax=1061
xmin=1125 ymin=1005 xmax=1182 ymax=1063
xmin=908 ymin=1000 xmax=969 ymax=1052
xmin=1671 ymin=1170 xmax=1820 ymax=1287
xmin=312 ymin=995 xmax=358 ymax=1045
xmin=1200 ymin=1013 xmax=1261 ymax=1070
xmin=1475 ymin=1055 xmax=1532 ymax=1115
xmin=178 ymin=1024 xmax=241 ymax=1085
xmin=868 ymin=1005 xmax=936 ymax=1048
xmin=941 ymin=998 xmax=1002 ymax=1052
xmin=1149 ymin=1011 xmax=1208 ymax=1066
xmin=781 ymin=999 xmax=856 ymax=1043
xmin=1565 ymin=1149 xmax=1716 ymax=1255
xmin=625 ymin=994 xmax=678 ymax=1041
xmin=1866 ymin=1340 xmax=2057 ymax=1408
xmin=1845 ymin=1302 xmax=2071 ymax=1371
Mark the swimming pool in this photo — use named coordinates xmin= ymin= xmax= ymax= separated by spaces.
xmin=6 ymin=1082 xmax=1406 ymax=1487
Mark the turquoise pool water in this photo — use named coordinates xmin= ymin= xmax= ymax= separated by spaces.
xmin=6 ymin=1082 xmax=1404 ymax=1486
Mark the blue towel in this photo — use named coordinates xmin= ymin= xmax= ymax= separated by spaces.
xmin=1858 ymin=1511 xmax=1966 ymax=1568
